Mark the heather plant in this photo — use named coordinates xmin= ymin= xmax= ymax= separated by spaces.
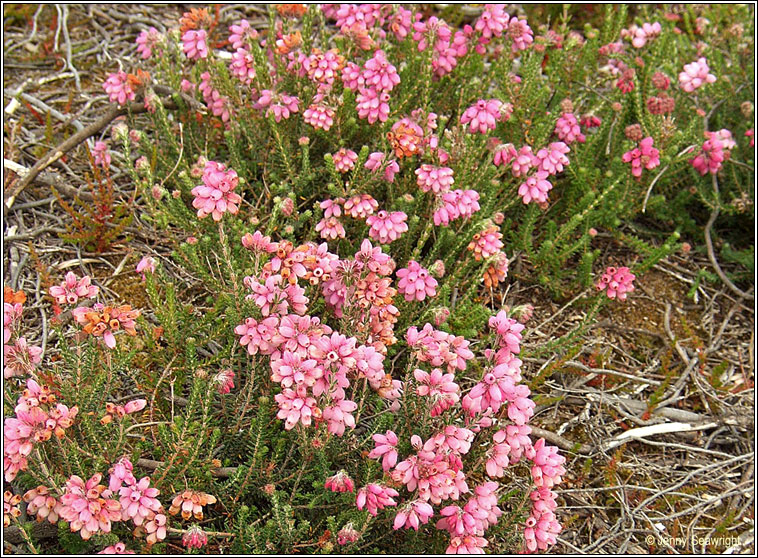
xmin=4 ymin=3 xmax=754 ymax=555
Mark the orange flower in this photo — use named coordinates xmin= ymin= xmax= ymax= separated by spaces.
xmin=276 ymin=4 xmax=307 ymax=18
xmin=179 ymin=7 xmax=212 ymax=34
xmin=4 ymin=286 xmax=26 ymax=305
xmin=275 ymin=30 xmax=302 ymax=55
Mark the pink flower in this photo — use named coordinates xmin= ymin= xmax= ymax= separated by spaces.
xmin=406 ymin=324 xmax=474 ymax=372
xmin=622 ymin=136 xmax=660 ymax=179
xmin=341 ymin=61 xmax=364 ymax=91
xmin=493 ymin=142 xmax=518 ymax=168
xmin=324 ymin=471 xmax=355 ymax=493
xmin=241 ymin=231 xmax=278 ymax=254
xmin=362 ymin=50 xmax=400 ymax=91
xmin=191 ymin=161 xmax=242 ymax=221
xmin=344 ymin=194 xmax=378 ymax=219
xmin=356 ymin=87 xmax=391 ymax=124
xmin=518 ymin=171 xmax=553 ymax=204
xmin=366 ymin=211 xmax=408 ymax=244
xmin=49 ymin=272 xmax=99 ymax=305
xmin=333 ymin=148 xmax=358 ymax=173
xmin=103 ymin=72 xmax=136 ymax=105
xmin=508 ymin=17 xmax=534 ymax=52
xmin=119 ymin=476 xmax=161 ymax=525
xmin=182 ymin=525 xmax=208 ymax=549
xmin=529 ymin=438 xmax=566 ymax=489
xmin=365 ymin=152 xmax=399 ymax=182
xmin=123 ymin=399 xmax=146 ymax=415
xmin=475 ymin=5 xmax=510 ymax=40
xmin=323 ymin=398 xmax=358 ymax=436
xmin=136 ymin=27 xmax=162 ymax=59
xmin=91 ymin=141 xmax=111 ymax=168
xmin=621 ymin=22 xmax=661 ymax=48
xmin=303 ymin=49 xmax=345 ymax=89
xmin=182 ymin=29 xmax=208 ymax=60
xmin=468 ymin=227 xmax=504 ymax=260
xmin=356 ymin=483 xmax=398 ymax=516
xmin=235 ymin=316 xmax=282 ymax=356
xmin=397 ymin=261 xmax=438 ymax=302
xmin=304 ymin=103 xmax=335 ymax=131
xmin=316 ymin=217 xmax=346 ymax=240
xmin=108 ymin=457 xmax=137 ymax=492
xmin=746 ymin=129 xmax=755 ymax=147
xmin=59 ymin=473 xmax=122 ymax=540
xmin=690 ymin=132 xmax=733 ymax=175
xmin=394 ymin=500 xmax=434 ymax=531
xmin=368 ymin=430 xmax=399 ymax=471
xmin=511 ymin=145 xmax=538 ymax=177
xmin=414 ymin=368 xmax=460 ymax=416
xmin=98 ymin=542 xmax=134 ymax=554
xmin=255 ymin=90 xmax=300 ymax=122
xmin=461 ymin=99 xmax=503 ymax=134
xmin=523 ymin=487 xmax=561 ymax=553
xmin=535 ymin=142 xmax=570 ymax=175
xmin=244 ymin=274 xmax=308 ymax=316
xmin=580 ymin=115 xmax=602 ymax=128
xmin=596 ymin=265 xmax=636 ymax=300
xmin=337 ymin=522 xmax=360 ymax=545
xmin=679 ymin=57 xmax=716 ymax=92
xmin=274 ymin=385 xmax=318 ymax=429
xmin=433 ymin=189 xmax=481 ymax=226
xmin=23 ymin=486 xmax=62 ymax=525
xmin=554 ymin=113 xmax=585 ymax=144
xmin=489 ymin=310 xmax=524 ymax=355
xmin=228 ymin=19 xmax=258 ymax=50
xmin=214 ymin=369 xmax=235 ymax=394
xmin=230 ymin=48 xmax=256 ymax=84
xmin=144 ymin=512 xmax=167 ymax=544
xmin=4 ymin=338 xmax=42 ymax=379
xmin=446 ymin=534 xmax=488 ymax=553
xmin=135 ymin=256 xmax=156 ymax=281
xmin=416 ymin=164 xmax=454 ymax=194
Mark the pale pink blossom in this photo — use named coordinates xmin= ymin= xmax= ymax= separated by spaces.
xmin=414 ymin=368 xmax=460 ymax=416
xmin=368 ymin=430 xmax=399 ymax=471
xmin=366 ymin=211 xmax=408 ymax=244
xmin=182 ymin=29 xmax=208 ymax=60
xmin=461 ymin=99 xmax=503 ymax=134
xmin=214 ymin=369 xmax=235 ymax=394
xmin=103 ymin=72 xmax=136 ymax=105
xmin=554 ymin=113 xmax=585 ymax=144
xmin=59 ymin=473 xmax=122 ymax=540
xmin=228 ymin=19 xmax=258 ymax=50
xmin=136 ymin=256 xmax=156 ymax=281
xmin=596 ymin=265 xmax=636 ymax=300
xmin=344 ymin=194 xmax=379 ymax=219
xmin=416 ymin=164 xmax=454 ymax=193
xmin=191 ymin=161 xmax=242 ymax=221
xmin=679 ymin=57 xmax=716 ymax=92
xmin=49 ymin=272 xmax=99 ymax=305
xmin=333 ymin=148 xmax=358 ymax=173
xmin=394 ymin=499 xmax=434 ymax=531
xmin=136 ymin=27 xmax=162 ymax=59
xmin=397 ymin=261 xmax=437 ymax=302
xmin=518 ymin=171 xmax=553 ymax=204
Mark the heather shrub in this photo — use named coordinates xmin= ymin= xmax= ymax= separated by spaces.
xmin=4 ymin=4 xmax=754 ymax=554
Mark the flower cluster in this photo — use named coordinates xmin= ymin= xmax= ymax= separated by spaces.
xmin=396 ymin=260 xmax=438 ymax=302
xmin=679 ymin=57 xmax=717 ymax=92
xmin=49 ymin=271 xmax=99 ymax=306
xmin=690 ymin=129 xmax=734 ymax=175
xmin=191 ymin=160 xmax=242 ymax=221
xmin=4 ymin=379 xmax=78 ymax=481
xmin=620 ymin=22 xmax=661 ymax=48
xmin=72 ymin=303 xmax=139 ymax=349
xmin=100 ymin=399 xmax=146 ymax=425
xmin=596 ymin=266 xmax=636 ymax=300
xmin=236 ymin=235 xmax=404 ymax=434
xmin=169 ymin=490 xmax=217 ymax=520
xmin=622 ymin=137 xmax=661 ymax=179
